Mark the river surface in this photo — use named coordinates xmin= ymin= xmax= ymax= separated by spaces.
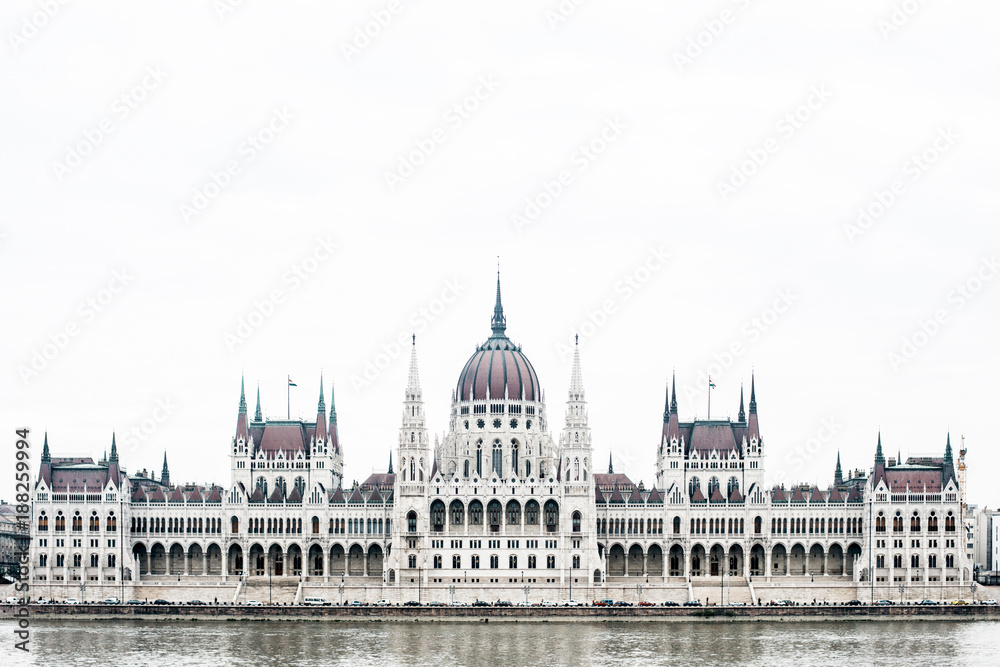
xmin=1 ymin=619 xmax=996 ymax=666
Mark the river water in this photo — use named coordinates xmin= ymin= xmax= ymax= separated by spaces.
xmin=2 ymin=619 xmax=996 ymax=666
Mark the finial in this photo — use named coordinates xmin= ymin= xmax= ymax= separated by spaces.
xmin=491 ymin=267 xmax=506 ymax=336
xmin=318 ymin=372 xmax=326 ymax=413
xmin=239 ymin=375 xmax=247 ymax=414
xmin=254 ymin=384 xmax=262 ymax=421
xmin=738 ymin=384 xmax=746 ymax=422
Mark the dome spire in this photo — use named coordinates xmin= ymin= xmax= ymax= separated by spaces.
xmin=569 ymin=333 xmax=584 ymax=398
xmin=254 ymin=384 xmax=262 ymax=421
xmin=738 ymin=384 xmax=746 ymax=422
xmin=491 ymin=262 xmax=506 ymax=336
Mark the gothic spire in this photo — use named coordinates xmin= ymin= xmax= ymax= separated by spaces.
xmin=834 ymin=451 xmax=843 ymax=486
xmin=42 ymin=432 xmax=51 ymax=463
xmin=569 ymin=334 xmax=584 ymax=399
xmin=407 ymin=334 xmax=421 ymax=394
xmin=748 ymin=374 xmax=757 ymax=413
xmin=738 ymin=384 xmax=746 ymax=422
xmin=239 ymin=374 xmax=247 ymax=414
xmin=110 ymin=433 xmax=118 ymax=462
xmin=491 ymin=268 xmax=506 ymax=336
xmin=317 ymin=372 xmax=326 ymax=413
xmin=663 ymin=381 xmax=670 ymax=423
xmin=161 ymin=452 xmax=170 ymax=486
xmin=875 ymin=432 xmax=885 ymax=466
xmin=670 ymin=372 xmax=678 ymax=414
xmin=254 ymin=384 xmax=262 ymax=421
xmin=608 ymin=452 xmax=614 ymax=475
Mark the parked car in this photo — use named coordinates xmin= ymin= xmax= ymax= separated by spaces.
xmin=126 ymin=600 xmax=143 ymax=605
xmin=375 ymin=599 xmax=391 ymax=606
xmin=983 ymin=599 xmax=998 ymax=606
xmin=496 ymin=600 xmax=513 ymax=607
xmin=614 ymin=601 xmax=633 ymax=607
xmin=593 ymin=599 xmax=613 ymax=607
xmin=303 ymin=597 xmax=328 ymax=606
xmin=472 ymin=600 xmax=490 ymax=607
xmin=918 ymin=599 xmax=938 ymax=605
xmin=846 ymin=600 xmax=862 ymax=606
xmin=562 ymin=600 xmax=581 ymax=607
xmin=153 ymin=599 xmax=170 ymax=605
xmin=34 ymin=598 xmax=51 ymax=605
xmin=876 ymin=600 xmax=894 ymax=606
xmin=778 ymin=600 xmax=795 ymax=607
xmin=5 ymin=597 xmax=21 ymax=604
xmin=729 ymin=602 xmax=747 ymax=607
xmin=683 ymin=600 xmax=702 ymax=607
xmin=426 ymin=601 xmax=444 ymax=607
xmin=245 ymin=600 xmax=263 ymax=606
xmin=102 ymin=597 xmax=120 ymax=605
xmin=404 ymin=600 xmax=422 ymax=606
xmin=63 ymin=598 xmax=81 ymax=605
xmin=951 ymin=600 xmax=969 ymax=605
xmin=639 ymin=601 xmax=655 ymax=607
xmin=516 ymin=601 xmax=531 ymax=607
xmin=541 ymin=600 xmax=557 ymax=607
xmin=350 ymin=600 xmax=363 ymax=606
xmin=449 ymin=600 xmax=468 ymax=606
xmin=662 ymin=601 xmax=680 ymax=607
xmin=187 ymin=600 xmax=205 ymax=605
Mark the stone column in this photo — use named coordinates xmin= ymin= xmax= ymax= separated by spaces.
xmin=765 ymin=548 xmax=771 ymax=582
xmin=204 ymin=550 xmax=209 ymax=577
xmin=823 ymin=550 xmax=829 ymax=576
xmin=184 ymin=547 xmax=190 ymax=575
xmin=323 ymin=550 xmax=330 ymax=582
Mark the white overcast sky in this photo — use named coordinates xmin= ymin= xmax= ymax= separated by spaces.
xmin=1 ymin=1 xmax=998 ymax=508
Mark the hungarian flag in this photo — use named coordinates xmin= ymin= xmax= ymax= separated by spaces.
xmin=288 ymin=376 xmax=297 ymax=387
xmin=708 ymin=379 xmax=716 ymax=389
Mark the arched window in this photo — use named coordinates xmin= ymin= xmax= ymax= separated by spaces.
xmin=506 ymin=501 xmax=521 ymax=525
xmin=572 ymin=511 xmax=581 ymax=533
xmin=312 ymin=516 xmax=319 ymax=534
xmin=464 ymin=460 xmax=470 ymax=477
xmin=673 ymin=516 xmax=681 ymax=534
xmin=688 ymin=477 xmax=700 ymax=497
xmin=38 ymin=513 xmax=48 ymax=532
xmin=525 ymin=460 xmax=531 ymax=477
xmin=544 ymin=500 xmax=559 ymax=532
xmin=407 ymin=511 xmax=417 ymax=533
xmin=451 ymin=501 xmax=465 ymax=525
xmin=410 ymin=459 xmax=415 ymax=481
xmin=525 ymin=500 xmax=539 ymax=525
xmin=574 ymin=458 xmax=580 ymax=481
xmin=512 ymin=442 xmax=519 ymax=477
xmin=476 ymin=442 xmax=483 ymax=477
xmin=488 ymin=500 xmax=502 ymax=527
xmin=492 ymin=441 xmax=502 ymax=477
xmin=509 ymin=555 xmax=517 ymax=569
xmin=419 ymin=458 xmax=424 ymax=482
xmin=469 ymin=500 xmax=483 ymax=525
xmin=431 ymin=501 xmax=445 ymax=531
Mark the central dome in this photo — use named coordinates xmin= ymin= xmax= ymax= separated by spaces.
xmin=455 ymin=275 xmax=540 ymax=402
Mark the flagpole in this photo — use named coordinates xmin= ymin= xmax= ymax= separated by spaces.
xmin=707 ymin=375 xmax=711 ymax=420
xmin=287 ymin=375 xmax=290 ymax=420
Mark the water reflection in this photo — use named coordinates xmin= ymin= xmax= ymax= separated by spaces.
xmin=2 ymin=619 xmax=995 ymax=666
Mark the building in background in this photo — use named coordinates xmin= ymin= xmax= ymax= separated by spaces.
xmin=0 ymin=503 xmax=30 ymax=583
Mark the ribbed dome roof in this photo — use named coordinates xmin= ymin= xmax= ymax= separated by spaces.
xmin=455 ymin=275 xmax=541 ymax=402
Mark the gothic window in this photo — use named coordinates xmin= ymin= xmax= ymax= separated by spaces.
xmin=477 ymin=419 xmax=485 ymax=429
xmin=528 ymin=555 xmax=537 ymax=569
xmin=471 ymin=554 xmax=480 ymax=569
xmin=509 ymin=555 xmax=517 ymax=569
xmin=431 ymin=500 xmax=445 ymax=531
xmin=525 ymin=500 xmax=539 ymax=525
xmin=544 ymin=500 xmax=559 ymax=532
xmin=464 ymin=460 xmax=470 ymax=477
xmin=419 ymin=458 xmax=424 ymax=482
xmin=583 ymin=458 xmax=588 ymax=481
xmin=493 ymin=419 xmax=502 ymax=428
xmin=688 ymin=477 xmax=700 ymax=497
xmin=451 ymin=501 xmax=464 ymax=525
xmin=490 ymin=555 xmax=499 ymax=569
xmin=507 ymin=501 xmax=521 ymax=525
xmin=476 ymin=443 xmax=483 ymax=477
xmin=410 ymin=459 xmax=416 ymax=481
xmin=708 ymin=477 xmax=720 ymax=496
xmin=453 ymin=555 xmax=461 ymax=568
xmin=572 ymin=511 xmax=581 ymax=533
xmin=407 ymin=511 xmax=417 ymax=533
xmin=574 ymin=458 xmax=580 ymax=481
xmin=408 ymin=555 xmax=417 ymax=568
xmin=525 ymin=460 xmax=531 ymax=478
xmin=512 ymin=442 xmax=519 ymax=477
xmin=546 ymin=555 xmax=555 ymax=569
xmin=433 ymin=555 xmax=442 ymax=569
xmin=510 ymin=419 xmax=518 ymax=429
xmin=673 ymin=516 xmax=681 ymax=534
xmin=488 ymin=500 xmax=502 ymax=527
xmin=492 ymin=441 xmax=502 ymax=476
xmin=469 ymin=500 xmax=484 ymax=525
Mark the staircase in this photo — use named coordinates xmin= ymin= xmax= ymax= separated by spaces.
xmin=691 ymin=577 xmax=754 ymax=605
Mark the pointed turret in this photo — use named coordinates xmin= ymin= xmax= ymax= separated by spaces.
xmin=107 ymin=433 xmax=121 ymax=488
xmin=407 ymin=334 xmax=421 ymax=398
xmin=37 ymin=432 xmax=52 ymax=489
xmin=662 ymin=381 xmax=670 ymax=424
xmin=942 ymin=433 xmax=957 ymax=486
xmin=328 ymin=378 xmax=339 ymax=452
xmin=608 ymin=452 xmax=614 ymax=475
xmin=665 ymin=373 xmax=680 ymax=444
xmin=872 ymin=432 xmax=887 ymax=487
xmin=236 ymin=376 xmax=249 ymax=443
xmin=569 ymin=334 xmax=584 ymax=400
xmin=490 ymin=270 xmax=506 ymax=337
xmin=834 ymin=451 xmax=843 ymax=486
xmin=254 ymin=384 xmax=262 ymax=422
xmin=315 ymin=374 xmax=328 ymax=442
xmin=738 ymin=384 xmax=746 ymax=422
xmin=161 ymin=452 xmax=170 ymax=487
xmin=388 ymin=452 xmax=394 ymax=475
xmin=747 ymin=374 xmax=760 ymax=442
